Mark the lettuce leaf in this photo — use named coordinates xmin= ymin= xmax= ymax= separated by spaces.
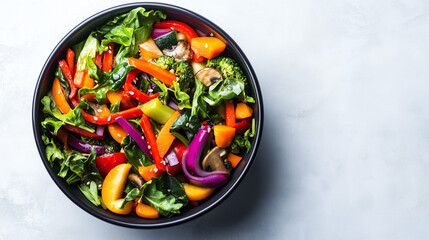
xmin=76 ymin=34 xmax=99 ymax=72
xmin=98 ymin=7 xmax=166 ymax=56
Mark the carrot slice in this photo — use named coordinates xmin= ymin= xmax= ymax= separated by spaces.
xmin=191 ymin=37 xmax=226 ymax=59
xmin=52 ymin=77 xmax=71 ymax=114
xmin=156 ymin=111 xmax=181 ymax=158
xmin=227 ymin=153 xmax=242 ymax=168
xmin=128 ymin=58 xmax=177 ymax=86
xmin=235 ymin=103 xmax=253 ymax=119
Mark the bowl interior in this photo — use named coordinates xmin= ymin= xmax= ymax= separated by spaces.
xmin=33 ymin=2 xmax=263 ymax=228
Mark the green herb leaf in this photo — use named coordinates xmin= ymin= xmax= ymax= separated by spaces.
xmin=121 ymin=135 xmax=153 ymax=169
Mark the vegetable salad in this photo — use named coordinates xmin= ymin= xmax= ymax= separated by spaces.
xmin=41 ymin=7 xmax=256 ymax=218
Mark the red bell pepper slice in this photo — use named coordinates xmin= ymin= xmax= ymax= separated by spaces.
xmin=232 ymin=118 xmax=252 ymax=134
xmin=120 ymin=91 xmax=138 ymax=111
xmin=63 ymin=124 xmax=104 ymax=140
xmin=58 ymin=59 xmax=78 ymax=100
xmin=66 ymin=49 xmax=75 ymax=76
xmin=81 ymin=106 xmax=143 ymax=125
xmin=94 ymin=52 xmax=103 ymax=69
xmin=140 ymin=114 xmax=166 ymax=172
xmin=225 ymin=100 xmax=236 ymax=127
xmin=95 ymin=153 xmax=127 ymax=177
xmin=102 ymin=42 xmax=114 ymax=72
xmin=124 ymin=69 xmax=159 ymax=103
xmin=166 ymin=140 xmax=186 ymax=175
xmin=153 ymin=20 xmax=204 ymax=62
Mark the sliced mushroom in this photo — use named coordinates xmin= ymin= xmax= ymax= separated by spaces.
xmin=202 ymin=146 xmax=229 ymax=174
xmin=195 ymin=68 xmax=223 ymax=87
xmin=163 ymin=40 xmax=192 ymax=62
xmin=128 ymin=173 xmax=144 ymax=189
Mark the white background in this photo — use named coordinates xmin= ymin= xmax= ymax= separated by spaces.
xmin=1 ymin=0 xmax=428 ymax=239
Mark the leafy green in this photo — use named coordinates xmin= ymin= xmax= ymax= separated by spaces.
xmin=231 ymin=119 xmax=255 ymax=153
xmin=97 ymin=7 xmax=166 ymax=56
xmin=139 ymin=173 xmax=188 ymax=217
xmin=206 ymin=57 xmax=255 ymax=103
xmin=43 ymin=136 xmax=64 ymax=167
xmin=41 ymin=96 xmax=94 ymax=132
xmin=170 ymin=81 xmax=191 ymax=109
xmin=41 ymin=116 xmax=64 ymax=135
xmin=121 ymin=135 xmax=153 ymax=170
xmin=170 ymin=110 xmax=200 ymax=140
xmin=191 ymin=77 xmax=205 ymax=117
xmin=76 ymin=34 xmax=99 ymax=72
xmin=203 ymin=78 xmax=244 ymax=106
xmin=120 ymin=187 xmax=141 ymax=209
xmin=78 ymin=181 xmax=101 ymax=206
xmin=110 ymin=101 xmax=121 ymax=113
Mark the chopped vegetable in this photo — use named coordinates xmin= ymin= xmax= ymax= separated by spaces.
xmin=191 ymin=37 xmax=226 ymax=59
xmin=235 ymin=102 xmax=253 ymax=119
xmin=101 ymin=163 xmax=134 ymax=214
xmin=139 ymin=38 xmax=163 ymax=61
xmin=213 ymin=125 xmax=235 ymax=148
xmin=52 ymin=77 xmax=72 ymax=114
xmin=140 ymin=114 xmax=166 ymax=172
xmin=135 ymin=202 xmax=159 ymax=219
xmin=95 ymin=152 xmax=127 ymax=177
xmin=156 ymin=111 xmax=181 ymax=158
xmin=141 ymin=98 xmax=175 ymax=124
xmin=227 ymin=153 xmax=242 ymax=168
xmin=225 ymin=100 xmax=236 ymax=127
xmin=182 ymin=183 xmax=215 ymax=201
xmin=128 ymin=57 xmax=177 ymax=86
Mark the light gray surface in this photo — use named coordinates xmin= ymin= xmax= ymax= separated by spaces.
xmin=1 ymin=0 xmax=428 ymax=239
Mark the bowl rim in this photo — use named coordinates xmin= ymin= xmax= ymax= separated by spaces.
xmin=32 ymin=2 xmax=264 ymax=228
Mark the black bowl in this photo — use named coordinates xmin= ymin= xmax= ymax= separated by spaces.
xmin=32 ymin=2 xmax=263 ymax=228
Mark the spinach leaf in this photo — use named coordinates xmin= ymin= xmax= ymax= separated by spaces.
xmin=120 ymin=187 xmax=141 ymax=209
xmin=78 ymin=181 xmax=101 ymax=206
xmin=43 ymin=135 xmax=64 ymax=167
xmin=204 ymin=78 xmax=244 ymax=106
xmin=170 ymin=110 xmax=200 ymax=140
xmin=41 ymin=96 xmax=94 ymax=132
xmin=139 ymin=173 xmax=188 ymax=217
xmin=41 ymin=116 xmax=64 ymax=135
xmin=231 ymin=119 xmax=255 ymax=154
xmin=191 ymin=77 xmax=205 ymax=117
xmin=121 ymin=135 xmax=153 ymax=170
xmin=81 ymin=147 xmax=103 ymax=186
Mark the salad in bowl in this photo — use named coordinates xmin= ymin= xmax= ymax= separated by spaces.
xmin=34 ymin=4 xmax=261 ymax=226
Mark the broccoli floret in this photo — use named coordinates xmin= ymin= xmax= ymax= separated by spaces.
xmin=206 ymin=57 xmax=247 ymax=84
xmin=154 ymin=55 xmax=175 ymax=70
xmin=153 ymin=56 xmax=194 ymax=92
